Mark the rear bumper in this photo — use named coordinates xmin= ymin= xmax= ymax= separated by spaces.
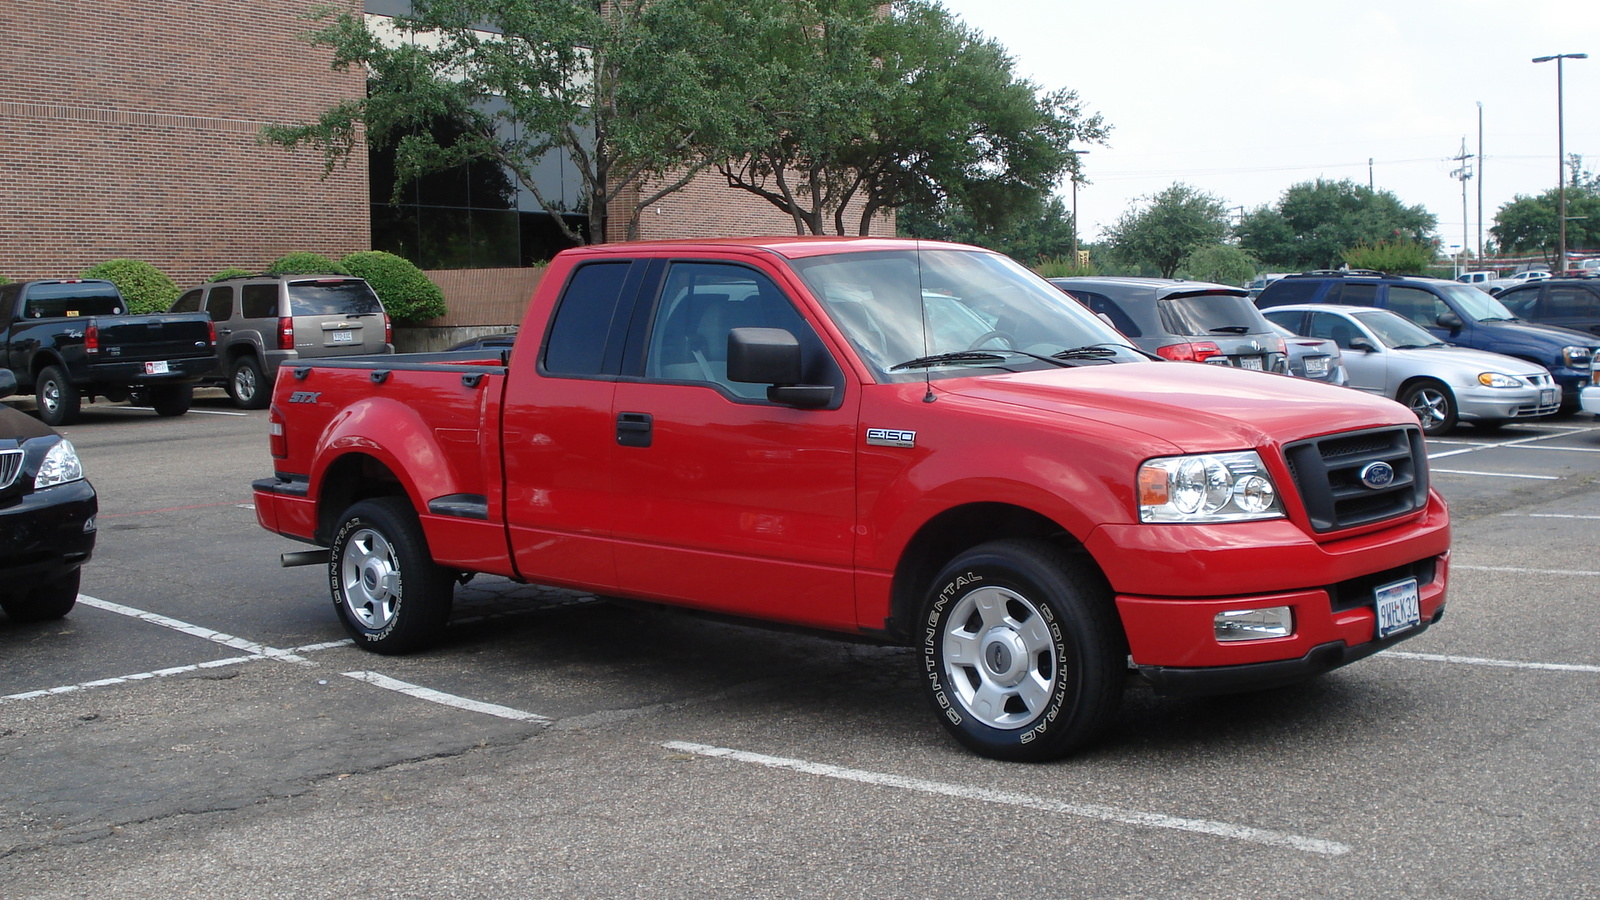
xmin=83 ymin=355 xmax=217 ymax=385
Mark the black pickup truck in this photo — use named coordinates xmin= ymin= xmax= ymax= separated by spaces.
xmin=1 ymin=279 xmax=217 ymax=425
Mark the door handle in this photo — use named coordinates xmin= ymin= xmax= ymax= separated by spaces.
xmin=616 ymin=412 xmax=652 ymax=448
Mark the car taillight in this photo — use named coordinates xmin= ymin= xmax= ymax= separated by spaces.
xmin=1155 ymin=341 xmax=1222 ymax=362
xmin=278 ymin=317 xmax=294 ymax=351
xmin=384 ymin=313 xmax=392 ymax=346
xmin=84 ymin=324 xmax=99 ymax=356
xmin=269 ymin=408 xmax=287 ymax=458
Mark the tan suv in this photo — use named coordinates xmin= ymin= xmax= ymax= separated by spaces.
xmin=171 ymin=275 xmax=393 ymax=408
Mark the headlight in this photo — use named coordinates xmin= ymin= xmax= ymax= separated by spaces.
xmin=1137 ymin=451 xmax=1284 ymax=523
xmin=35 ymin=439 xmax=84 ymax=489
xmin=1562 ymin=345 xmax=1593 ymax=368
xmin=1477 ymin=372 xmax=1523 ymax=388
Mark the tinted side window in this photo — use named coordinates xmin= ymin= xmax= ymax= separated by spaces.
xmin=1385 ymin=286 xmax=1449 ymax=329
xmin=1331 ymin=282 xmax=1378 ymax=307
xmin=1547 ymin=286 xmax=1600 ymax=318
xmin=171 ymin=289 xmax=203 ymax=313
xmin=241 ymin=285 xmax=279 ymax=319
xmin=543 ymin=262 xmax=631 ymax=377
xmin=1497 ymin=288 xmax=1539 ymax=318
xmin=204 ymin=286 xmax=234 ymax=321
xmin=1065 ymin=290 xmax=1141 ymax=337
xmin=1308 ymin=311 xmax=1360 ymax=349
xmin=1255 ymin=279 xmax=1321 ymax=307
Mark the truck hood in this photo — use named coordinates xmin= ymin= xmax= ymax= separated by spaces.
xmin=939 ymin=362 xmax=1413 ymax=454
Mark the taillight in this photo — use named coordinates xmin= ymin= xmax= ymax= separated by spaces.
xmin=207 ymin=319 xmax=218 ymax=347
xmin=268 ymin=407 xmax=287 ymax=458
xmin=84 ymin=324 xmax=99 ymax=356
xmin=278 ymin=317 xmax=294 ymax=351
xmin=384 ymin=313 xmax=393 ymax=346
xmin=1155 ymin=341 xmax=1222 ymax=362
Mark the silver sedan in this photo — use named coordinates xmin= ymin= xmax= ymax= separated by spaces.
xmin=1262 ymin=305 xmax=1560 ymax=435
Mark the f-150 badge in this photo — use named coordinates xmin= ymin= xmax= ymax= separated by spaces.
xmin=866 ymin=428 xmax=916 ymax=448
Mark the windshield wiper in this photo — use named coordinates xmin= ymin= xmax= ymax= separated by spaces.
xmin=1208 ymin=325 xmax=1251 ymax=334
xmin=890 ymin=351 xmax=1011 ymax=371
xmin=1052 ymin=344 xmax=1123 ymax=360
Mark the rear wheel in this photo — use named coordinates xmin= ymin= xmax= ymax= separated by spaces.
xmin=329 ymin=498 xmax=454 ymax=654
xmin=1 ymin=569 xmax=81 ymax=622
xmin=148 ymin=383 xmax=192 ymax=417
xmin=35 ymin=366 xmax=80 ymax=426
xmin=919 ymin=539 xmax=1125 ymax=761
xmin=229 ymin=356 xmax=270 ymax=409
xmin=1400 ymin=380 xmax=1457 ymax=436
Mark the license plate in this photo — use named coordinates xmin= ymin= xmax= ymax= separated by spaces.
xmin=330 ymin=330 xmax=354 ymax=344
xmin=1239 ymin=356 xmax=1264 ymax=371
xmin=1305 ymin=356 xmax=1329 ymax=377
xmin=1541 ymin=389 xmax=1557 ymax=406
xmin=1374 ymin=577 xmax=1421 ymax=639
xmin=143 ymin=360 xmax=170 ymax=375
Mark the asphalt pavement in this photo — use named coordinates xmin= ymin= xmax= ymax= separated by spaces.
xmin=1 ymin=391 xmax=1597 ymax=899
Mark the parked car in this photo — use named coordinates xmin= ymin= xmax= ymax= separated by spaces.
xmin=1483 ymin=270 xmax=1549 ymax=295
xmin=1582 ymin=367 xmax=1600 ymax=416
xmin=1269 ymin=323 xmax=1348 ymax=385
xmin=0 ymin=370 xmax=96 ymax=621
xmin=169 ymin=274 xmax=394 ymax=409
xmin=1049 ymin=277 xmax=1289 ymax=373
xmin=1262 ymin=304 xmax=1559 ymax=434
xmin=445 ymin=331 xmax=517 ymax=353
xmin=1457 ymin=271 xmax=1497 ymax=286
xmin=1256 ymin=269 xmax=1599 ymax=411
xmin=1495 ymin=278 xmax=1600 ymax=337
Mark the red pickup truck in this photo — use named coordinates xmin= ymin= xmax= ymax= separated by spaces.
xmin=254 ymin=237 xmax=1450 ymax=761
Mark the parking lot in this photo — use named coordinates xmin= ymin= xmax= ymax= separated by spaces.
xmin=3 ymin=393 xmax=1598 ymax=898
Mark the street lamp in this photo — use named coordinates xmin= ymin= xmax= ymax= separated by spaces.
xmin=1070 ymin=150 xmax=1090 ymax=264
xmin=1533 ymin=53 xmax=1587 ymax=272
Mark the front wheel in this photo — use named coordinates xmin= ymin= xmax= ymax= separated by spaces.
xmin=1399 ymin=380 xmax=1457 ymax=436
xmin=329 ymin=498 xmax=454 ymax=654
xmin=2 ymin=569 xmax=81 ymax=622
xmin=148 ymin=383 xmax=192 ymax=417
xmin=35 ymin=366 xmax=80 ymax=426
xmin=920 ymin=539 xmax=1125 ymax=761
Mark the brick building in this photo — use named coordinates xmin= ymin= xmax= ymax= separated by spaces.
xmin=0 ymin=0 xmax=888 ymax=326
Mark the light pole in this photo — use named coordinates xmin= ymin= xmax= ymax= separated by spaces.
xmin=1070 ymin=150 xmax=1090 ymax=265
xmin=1533 ymin=53 xmax=1587 ymax=272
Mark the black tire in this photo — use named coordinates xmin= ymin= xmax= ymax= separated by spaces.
xmin=919 ymin=539 xmax=1125 ymax=761
xmin=1399 ymin=380 xmax=1457 ymax=436
xmin=34 ymin=365 xmax=80 ymax=427
xmin=229 ymin=356 xmax=270 ymax=409
xmin=2 ymin=569 xmax=81 ymax=622
xmin=148 ymin=383 xmax=192 ymax=417
xmin=328 ymin=498 xmax=454 ymax=654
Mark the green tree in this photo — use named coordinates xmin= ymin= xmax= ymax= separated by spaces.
xmin=264 ymin=0 xmax=751 ymax=244
xmin=1103 ymin=183 xmax=1231 ymax=278
xmin=1341 ymin=239 xmax=1438 ymax=275
xmin=78 ymin=259 xmax=179 ymax=314
xmin=1176 ymin=244 xmax=1258 ymax=285
xmin=717 ymin=0 xmax=1104 ymax=236
xmin=1491 ymin=184 xmax=1600 ymax=264
xmin=1237 ymin=179 xmax=1435 ymax=271
xmin=899 ymin=194 xmax=1079 ymax=263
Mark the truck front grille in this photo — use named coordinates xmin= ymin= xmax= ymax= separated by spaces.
xmin=1283 ymin=426 xmax=1429 ymax=533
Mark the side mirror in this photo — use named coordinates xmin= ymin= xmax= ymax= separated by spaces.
xmin=727 ymin=327 xmax=835 ymax=409
xmin=0 ymin=369 xmax=14 ymax=399
xmin=1348 ymin=337 xmax=1379 ymax=353
xmin=1436 ymin=311 xmax=1464 ymax=331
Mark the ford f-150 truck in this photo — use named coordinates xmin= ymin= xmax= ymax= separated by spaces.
xmin=2 ymin=279 xmax=218 ymax=425
xmin=254 ymin=237 xmax=1450 ymax=761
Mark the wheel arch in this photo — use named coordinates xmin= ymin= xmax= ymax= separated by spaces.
xmin=314 ymin=451 xmax=412 ymax=545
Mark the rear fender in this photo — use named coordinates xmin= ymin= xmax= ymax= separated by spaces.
xmin=309 ymin=396 xmax=461 ymax=518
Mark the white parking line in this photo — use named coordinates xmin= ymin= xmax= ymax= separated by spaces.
xmin=1386 ymin=651 xmax=1600 ymax=675
xmin=1498 ymin=512 xmax=1600 ymax=520
xmin=1454 ymin=564 xmax=1600 ymax=576
xmin=1428 ymin=425 xmax=1600 ymax=460
xmin=1 ymin=654 xmax=264 ymax=703
xmin=663 ymin=741 xmax=1350 ymax=856
xmin=77 ymin=595 xmax=314 ymax=665
xmin=121 ymin=405 xmax=249 ymax=417
xmin=342 ymin=671 xmax=548 ymax=722
xmin=1430 ymin=468 xmax=1558 ymax=480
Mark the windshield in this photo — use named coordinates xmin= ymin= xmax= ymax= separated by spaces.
xmin=287 ymin=280 xmax=384 ymax=316
xmin=1436 ymin=282 xmax=1515 ymax=322
xmin=787 ymin=248 xmax=1144 ymax=380
xmin=1352 ymin=310 xmax=1445 ymax=349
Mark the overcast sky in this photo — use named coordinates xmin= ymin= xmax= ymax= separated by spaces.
xmin=935 ymin=0 xmax=1600 ymax=255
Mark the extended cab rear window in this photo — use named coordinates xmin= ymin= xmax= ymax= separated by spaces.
xmin=286 ymin=280 xmax=384 ymax=317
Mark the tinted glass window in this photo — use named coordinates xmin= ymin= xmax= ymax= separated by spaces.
xmin=1547 ymin=286 xmax=1600 ymax=318
xmin=241 ymin=284 xmax=279 ymax=319
xmin=544 ymin=262 xmax=630 ymax=376
xmin=1385 ymin=287 xmax=1451 ymax=329
xmin=1262 ymin=309 xmax=1305 ymax=334
xmin=1158 ymin=293 xmax=1269 ymax=336
xmin=204 ymin=286 xmax=234 ymax=321
xmin=1330 ymin=282 xmax=1378 ymax=307
xmin=286 ymin=280 xmax=385 ymax=316
xmin=1065 ymin=290 xmax=1142 ymax=337
xmin=1497 ymin=288 xmax=1538 ymax=318
xmin=1255 ymin=279 xmax=1321 ymax=307
xmin=171 ymin=289 xmax=202 ymax=313
xmin=23 ymin=283 xmax=124 ymax=318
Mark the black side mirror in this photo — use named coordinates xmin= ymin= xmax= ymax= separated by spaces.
xmin=0 ymin=369 xmax=15 ymax=399
xmin=1349 ymin=337 xmax=1379 ymax=353
xmin=1436 ymin=311 xmax=1464 ymax=331
xmin=727 ymin=327 xmax=835 ymax=409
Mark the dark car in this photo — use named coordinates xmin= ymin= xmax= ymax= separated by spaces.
xmin=445 ymin=330 xmax=517 ymax=353
xmin=1049 ymin=276 xmax=1289 ymax=373
xmin=0 ymin=370 xmax=96 ymax=622
xmin=1494 ymin=277 xmax=1600 ymax=338
xmin=1257 ymin=270 xmax=1600 ymax=411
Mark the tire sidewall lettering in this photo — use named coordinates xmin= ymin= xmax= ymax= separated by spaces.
xmin=330 ymin=514 xmax=403 ymax=641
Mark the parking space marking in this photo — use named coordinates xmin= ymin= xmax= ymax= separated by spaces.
xmin=77 ymin=595 xmax=314 ymax=665
xmin=341 ymin=671 xmax=549 ymax=722
xmin=1454 ymin=564 xmax=1600 ymax=576
xmin=1386 ymin=650 xmax=1600 ymax=675
xmin=1431 ymin=468 xmax=1559 ymax=480
xmin=1428 ymin=425 xmax=1600 ymax=460
xmin=1 ymin=654 xmax=265 ymax=703
xmin=1498 ymin=512 xmax=1600 ymax=520
xmin=120 ymin=405 xmax=249 ymax=417
xmin=662 ymin=741 xmax=1350 ymax=857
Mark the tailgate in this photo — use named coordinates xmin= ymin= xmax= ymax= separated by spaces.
xmin=94 ymin=315 xmax=214 ymax=362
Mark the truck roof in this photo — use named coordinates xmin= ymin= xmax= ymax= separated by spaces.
xmin=556 ymin=235 xmax=985 ymax=261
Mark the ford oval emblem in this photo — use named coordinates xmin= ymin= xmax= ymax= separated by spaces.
xmin=1359 ymin=461 xmax=1396 ymax=490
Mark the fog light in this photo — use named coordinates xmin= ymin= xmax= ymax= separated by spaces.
xmin=83 ymin=516 xmax=97 ymax=533
xmin=1214 ymin=606 xmax=1293 ymax=642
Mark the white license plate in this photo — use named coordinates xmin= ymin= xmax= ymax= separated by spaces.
xmin=143 ymin=360 xmax=170 ymax=375
xmin=1239 ymin=356 xmax=1265 ymax=371
xmin=1541 ymin=388 xmax=1557 ymax=406
xmin=1374 ymin=577 xmax=1421 ymax=639
xmin=1305 ymin=356 xmax=1329 ymax=377
xmin=330 ymin=330 xmax=355 ymax=344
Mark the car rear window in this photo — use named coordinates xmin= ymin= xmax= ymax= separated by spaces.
xmin=1158 ymin=293 xmax=1269 ymax=337
xmin=286 ymin=280 xmax=384 ymax=317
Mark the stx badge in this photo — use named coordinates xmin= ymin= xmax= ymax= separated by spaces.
xmin=288 ymin=391 xmax=321 ymax=404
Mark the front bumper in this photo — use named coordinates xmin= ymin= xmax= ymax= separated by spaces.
xmin=1581 ymin=385 xmax=1600 ymax=415
xmin=0 ymin=479 xmax=97 ymax=591
xmin=1455 ymin=383 xmax=1560 ymax=421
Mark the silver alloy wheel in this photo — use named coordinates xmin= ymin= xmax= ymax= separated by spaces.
xmin=233 ymin=362 xmax=257 ymax=402
xmin=339 ymin=526 xmax=401 ymax=630
xmin=39 ymin=377 xmax=61 ymax=416
xmin=939 ymin=585 xmax=1059 ymax=730
xmin=1407 ymin=386 xmax=1450 ymax=430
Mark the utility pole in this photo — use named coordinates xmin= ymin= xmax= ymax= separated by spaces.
xmin=1450 ymin=138 xmax=1474 ymax=276
xmin=1534 ymin=53 xmax=1588 ymax=272
xmin=1476 ymin=102 xmax=1484 ymax=260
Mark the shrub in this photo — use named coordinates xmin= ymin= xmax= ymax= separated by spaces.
xmin=1176 ymin=244 xmax=1259 ymax=286
xmin=78 ymin=259 xmax=179 ymax=314
xmin=1340 ymin=240 xmax=1436 ymax=275
xmin=339 ymin=250 xmax=447 ymax=324
xmin=211 ymin=267 xmax=254 ymax=282
xmin=266 ymin=252 xmax=349 ymax=276
xmin=1033 ymin=255 xmax=1096 ymax=278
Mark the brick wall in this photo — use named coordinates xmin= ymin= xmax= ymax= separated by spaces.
xmin=611 ymin=167 xmax=896 ymax=243
xmin=0 ymin=0 xmax=369 ymax=288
